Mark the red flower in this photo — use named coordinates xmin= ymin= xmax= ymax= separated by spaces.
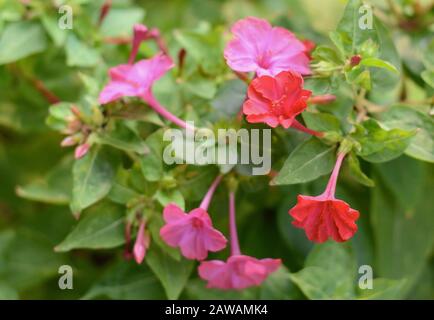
xmin=243 ymin=71 xmax=312 ymax=129
xmin=289 ymin=153 xmax=360 ymax=243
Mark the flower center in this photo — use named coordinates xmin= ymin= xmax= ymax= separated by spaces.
xmin=256 ymin=50 xmax=273 ymax=69
xmin=270 ymin=94 xmax=287 ymax=115
xmin=191 ymin=217 xmax=204 ymax=229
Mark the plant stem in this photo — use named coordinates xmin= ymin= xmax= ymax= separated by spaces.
xmin=199 ymin=175 xmax=223 ymax=211
xmin=292 ymin=119 xmax=324 ymax=137
xmin=229 ymin=191 xmax=241 ymax=256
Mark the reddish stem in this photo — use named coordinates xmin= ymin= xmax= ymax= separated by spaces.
xmin=292 ymin=119 xmax=324 ymax=137
xmin=199 ymin=175 xmax=223 ymax=211
xmin=229 ymin=191 xmax=241 ymax=256
xmin=322 ymin=152 xmax=346 ymax=199
xmin=144 ymin=93 xmax=195 ymax=131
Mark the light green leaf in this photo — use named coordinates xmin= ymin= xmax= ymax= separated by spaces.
xmin=302 ymin=112 xmax=342 ymax=133
xmin=211 ymin=79 xmax=247 ymax=118
xmin=0 ymin=21 xmax=47 ymax=64
xmin=146 ymin=245 xmax=194 ymax=300
xmin=354 ymin=119 xmax=415 ymax=163
xmin=71 ymin=147 xmax=116 ymax=215
xmin=65 ymin=33 xmax=100 ymax=67
xmin=96 ymin=122 xmax=149 ymax=155
xmin=100 ymin=8 xmax=145 ymax=38
xmin=361 ymin=57 xmax=398 ymax=73
xmin=347 ymin=152 xmax=375 ymax=187
xmin=358 ymin=279 xmax=407 ymax=300
xmin=272 ymin=138 xmax=336 ymax=185
xmin=82 ymin=261 xmax=165 ymax=300
xmin=55 ymin=202 xmax=125 ymax=252
xmin=140 ymin=130 xmax=165 ymax=182
xmin=16 ymin=157 xmax=73 ymax=204
xmin=381 ymin=105 xmax=434 ymax=163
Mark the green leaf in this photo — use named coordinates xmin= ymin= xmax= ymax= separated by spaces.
xmin=16 ymin=156 xmax=73 ymax=204
xmin=353 ymin=119 xmax=415 ymax=163
xmin=336 ymin=0 xmax=377 ymax=55
xmin=55 ymin=202 xmax=125 ymax=252
xmin=290 ymin=242 xmax=356 ymax=299
xmin=358 ymin=278 xmax=407 ymax=300
xmin=380 ymin=105 xmax=434 ymax=163
xmin=41 ymin=15 xmax=67 ymax=47
xmin=82 ymin=261 xmax=165 ymax=300
xmin=183 ymin=77 xmax=217 ymax=100
xmin=100 ymin=8 xmax=145 ymax=38
xmin=0 ymin=283 xmax=18 ymax=299
xmin=302 ymin=112 xmax=342 ymax=133
xmin=211 ymin=79 xmax=247 ymax=118
xmin=260 ymin=266 xmax=303 ymax=299
xmin=140 ymin=130 xmax=165 ymax=182
xmin=146 ymin=245 xmax=194 ymax=300
xmin=154 ymin=189 xmax=185 ymax=210
xmin=96 ymin=122 xmax=149 ymax=155
xmin=361 ymin=57 xmax=398 ymax=73
xmin=0 ymin=21 xmax=47 ymax=64
xmin=371 ymin=157 xmax=434 ymax=285
xmin=65 ymin=33 xmax=100 ymax=67
xmin=347 ymin=152 xmax=375 ymax=187
xmin=272 ymin=138 xmax=336 ymax=185
xmin=421 ymin=70 xmax=434 ymax=88
xmin=70 ymin=147 xmax=116 ymax=215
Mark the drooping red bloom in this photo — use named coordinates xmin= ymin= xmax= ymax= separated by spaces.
xmin=243 ymin=71 xmax=312 ymax=129
xmin=289 ymin=153 xmax=360 ymax=243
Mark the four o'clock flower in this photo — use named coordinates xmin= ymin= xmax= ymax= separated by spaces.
xmin=289 ymin=153 xmax=360 ymax=243
xmin=198 ymin=191 xmax=281 ymax=290
xmin=99 ymin=54 xmax=194 ymax=130
xmin=224 ymin=17 xmax=311 ymax=77
xmin=160 ymin=175 xmax=227 ymax=260
xmin=243 ymin=71 xmax=322 ymax=136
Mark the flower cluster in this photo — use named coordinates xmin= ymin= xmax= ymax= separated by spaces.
xmin=96 ymin=17 xmax=361 ymax=290
xmin=160 ymin=176 xmax=281 ymax=290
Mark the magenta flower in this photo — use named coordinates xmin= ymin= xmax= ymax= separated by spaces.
xmin=289 ymin=153 xmax=360 ymax=243
xmin=133 ymin=219 xmax=150 ymax=264
xmin=160 ymin=175 xmax=227 ymax=260
xmin=198 ymin=192 xmax=281 ymax=290
xmin=99 ymin=53 xmax=173 ymax=105
xmin=224 ymin=17 xmax=311 ymax=77
xmin=99 ymin=54 xmax=194 ymax=130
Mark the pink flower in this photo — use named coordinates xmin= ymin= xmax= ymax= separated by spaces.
xmin=243 ymin=71 xmax=312 ymax=129
xmin=198 ymin=255 xmax=281 ymax=290
xmin=224 ymin=17 xmax=311 ymax=76
xmin=133 ymin=220 xmax=150 ymax=264
xmin=160 ymin=204 xmax=227 ymax=260
xmin=99 ymin=53 xmax=194 ymax=130
xmin=198 ymin=191 xmax=281 ymax=290
xmin=289 ymin=153 xmax=360 ymax=243
xmin=99 ymin=53 xmax=173 ymax=105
